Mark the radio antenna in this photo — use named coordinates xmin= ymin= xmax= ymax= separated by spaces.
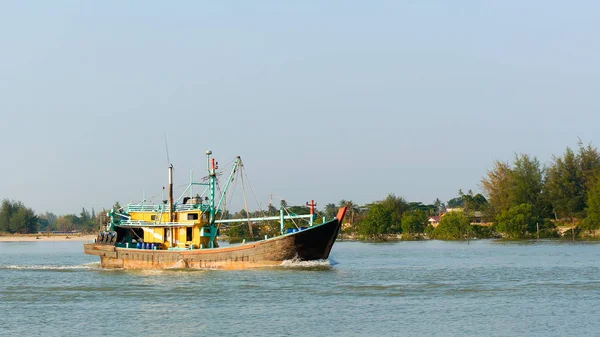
xmin=164 ymin=132 xmax=171 ymax=166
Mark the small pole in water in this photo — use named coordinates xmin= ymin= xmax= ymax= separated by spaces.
xmin=537 ymin=222 xmax=539 ymax=240
xmin=572 ymin=227 xmax=575 ymax=242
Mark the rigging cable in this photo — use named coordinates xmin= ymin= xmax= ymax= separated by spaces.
xmin=240 ymin=164 xmax=253 ymax=234
xmin=241 ymin=167 xmax=268 ymax=219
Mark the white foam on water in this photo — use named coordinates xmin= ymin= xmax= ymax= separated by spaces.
xmin=280 ymin=257 xmax=334 ymax=268
xmin=0 ymin=262 xmax=101 ymax=270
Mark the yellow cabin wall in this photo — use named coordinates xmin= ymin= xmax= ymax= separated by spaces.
xmin=130 ymin=210 xmax=206 ymax=249
xmin=143 ymin=227 xmax=165 ymax=244
xmin=129 ymin=212 xmax=170 ymax=222
xmin=129 ymin=211 xmax=204 ymax=224
xmin=192 ymin=224 xmax=201 ymax=247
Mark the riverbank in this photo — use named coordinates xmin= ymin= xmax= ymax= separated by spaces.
xmin=0 ymin=234 xmax=95 ymax=242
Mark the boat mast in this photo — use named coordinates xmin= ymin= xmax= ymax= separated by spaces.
xmin=168 ymin=163 xmax=174 ymax=246
xmin=206 ymin=150 xmax=216 ymax=224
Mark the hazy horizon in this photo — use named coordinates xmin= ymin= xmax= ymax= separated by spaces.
xmin=1 ymin=1 xmax=599 ymax=215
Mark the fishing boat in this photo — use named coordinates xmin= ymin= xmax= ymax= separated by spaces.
xmin=84 ymin=150 xmax=346 ymax=269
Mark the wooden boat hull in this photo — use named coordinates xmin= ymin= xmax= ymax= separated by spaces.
xmin=84 ymin=215 xmax=342 ymax=270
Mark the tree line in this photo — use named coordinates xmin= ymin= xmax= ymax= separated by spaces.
xmin=332 ymin=140 xmax=600 ymax=240
xmin=0 ymin=199 xmax=108 ymax=235
xmin=4 ymin=140 xmax=600 ymax=241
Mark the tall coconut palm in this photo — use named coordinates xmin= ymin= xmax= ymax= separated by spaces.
xmin=339 ymin=200 xmax=360 ymax=225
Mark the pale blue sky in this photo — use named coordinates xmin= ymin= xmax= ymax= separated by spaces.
xmin=1 ymin=1 xmax=598 ymax=215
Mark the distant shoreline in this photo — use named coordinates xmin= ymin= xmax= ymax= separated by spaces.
xmin=0 ymin=234 xmax=95 ymax=242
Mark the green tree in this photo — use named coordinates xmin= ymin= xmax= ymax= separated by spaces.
xmin=358 ymin=202 xmax=392 ymax=240
xmin=357 ymin=194 xmax=407 ymax=240
xmin=495 ymin=204 xmax=536 ymax=239
xmin=339 ymin=200 xmax=360 ymax=225
xmin=0 ymin=199 xmax=16 ymax=233
xmin=582 ymin=171 xmax=600 ymax=233
xmin=266 ymin=204 xmax=277 ymax=215
xmin=80 ymin=208 xmax=90 ymax=223
xmin=55 ymin=214 xmax=82 ymax=232
xmin=458 ymin=190 xmax=489 ymax=213
xmin=431 ymin=212 xmax=470 ymax=240
xmin=401 ymin=210 xmax=427 ymax=237
xmin=545 ymin=147 xmax=584 ymax=220
xmin=424 ymin=224 xmax=435 ymax=237
xmin=37 ymin=217 xmax=50 ymax=232
xmin=37 ymin=212 xmax=57 ymax=232
xmin=481 ymin=160 xmax=513 ymax=218
xmin=511 ymin=154 xmax=547 ymax=218
xmin=78 ymin=207 xmax=97 ymax=233
xmin=379 ymin=194 xmax=408 ymax=233
xmin=287 ymin=206 xmax=306 ymax=215
xmin=433 ymin=198 xmax=445 ymax=214
xmin=324 ymin=203 xmax=338 ymax=220
xmin=578 ymin=140 xmax=600 ymax=191
xmin=446 ymin=197 xmax=464 ymax=208
xmin=224 ymin=222 xmax=257 ymax=243
xmin=407 ymin=202 xmax=436 ymax=214
xmin=481 ymin=154 xmax=547 ymax=220
xmin=0 ymin=200 xmax=38 ymax=234
xmin=9 ymin=205 xmax=38 ymax=234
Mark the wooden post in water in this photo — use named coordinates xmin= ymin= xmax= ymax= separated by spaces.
xmin=536 ymin=222 xmax=539 ymax=240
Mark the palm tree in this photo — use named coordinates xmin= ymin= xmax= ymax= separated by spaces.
xmin=324 ymin=203 xmax=338 ymax=220
xmin=338 ymin=200 xmax=360 ymax=225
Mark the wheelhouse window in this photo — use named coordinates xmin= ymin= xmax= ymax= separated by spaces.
xmin=187 ymin=213 xmax=199 ymax=220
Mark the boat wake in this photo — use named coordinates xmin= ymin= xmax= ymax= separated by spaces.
xmin=0 ymin=262 xmax=101 ymax=271
xmin=280 ymin=257 xmax=336 ymax=270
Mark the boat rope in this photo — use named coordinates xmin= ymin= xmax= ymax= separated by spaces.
xmin=216 ymin=170 xmax=238 ymax=221
xmin=242 ymin=167 xmax=268 ymax=219
xmin=282 ymin=206 xmax=300 ymax=229
xmin=240 ymin=167 xmax=252 ymax=234
xmin=129 ymin=228 xmax=144 ymax=242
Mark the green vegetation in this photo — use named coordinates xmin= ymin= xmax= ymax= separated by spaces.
xmin=494 ymin=204 xmax=537 ymax=239
xmin=4 ymin=141 xmax=600 ymax=241
xmin=582 ymin=170 xmax=600 ymax=234
xmin=221 ymin=200 xmax=315 ymax=243
xmin=0 ymin=200 xmax=38 ymax=234
xmin=0 ymin=199 xmax=107 ymax=235
xmin=332 ymin=140 xmax=600 ymax=241
xmin=357 ymin=194 xmax=406 ymax=240
xmin=429 ymin=212 xmax=470 ymax=240
xmin=401 ymin=210 xmax=427 ymax=239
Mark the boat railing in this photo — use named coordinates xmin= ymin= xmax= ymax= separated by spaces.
xmin=119 ymin=220 xmax=195 ymax=227
xmin=125 ymin=205 xmax=167 ymax=213
xmin=175 ymin=204 xmax=209 ymax=212
xmin=125 ymin=204 xmax=208 ymax=213
xmin=215 ymin=214 xmax=313 ymax=223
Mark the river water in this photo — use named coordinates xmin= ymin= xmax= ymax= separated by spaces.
xmin=1 ymin=240 xmax=599 ymax=337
